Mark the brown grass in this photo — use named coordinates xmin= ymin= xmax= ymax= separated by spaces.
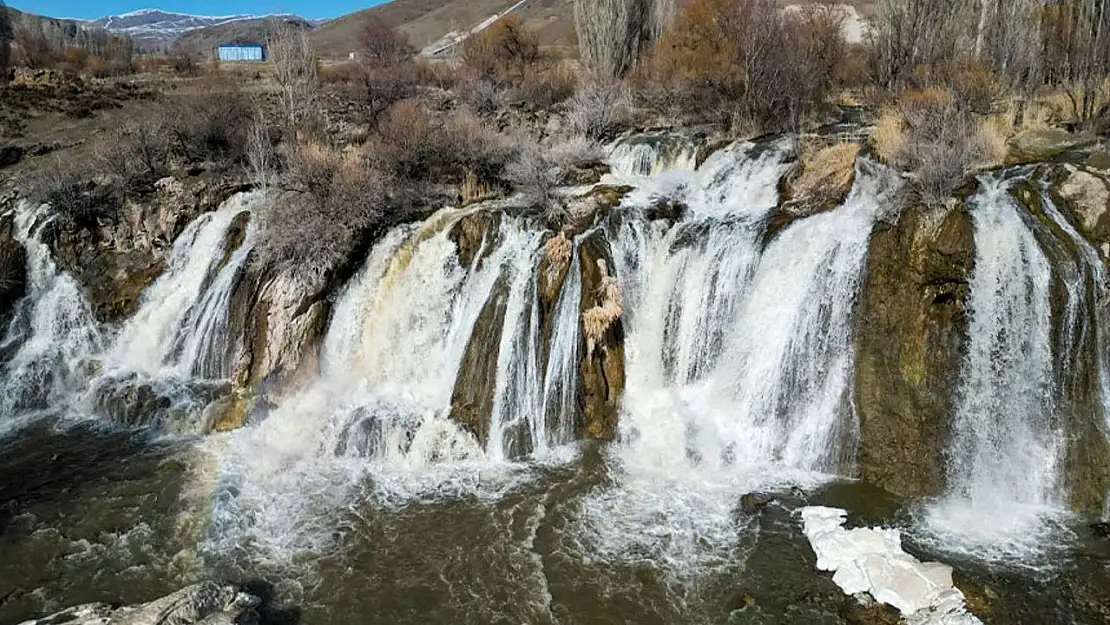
xmin=583 ymin=259 xmax=623 ymax=355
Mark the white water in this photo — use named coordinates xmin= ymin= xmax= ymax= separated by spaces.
xmin=923 ymin=175 xmax=1069 ymax=562
xmin=581 ymin=146 xmax=901 ymax=572
xmin=106 ymin=193 xmax=258 ymax=379
xmin=0 ymin=203 xmax=104 ymax=432
xmin=207 ymin=210 xmax=571 ymax=557
xmin=540 ymin=241 xmax=582 ymax=449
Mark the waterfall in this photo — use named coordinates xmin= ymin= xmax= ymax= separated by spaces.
xmin=0 ymin=203 xmax=104 ymax=431
xmin=608 ymin=133 xmax=700 ymax=178
xmin=106 ymin=193 xmax=258 ymax=379
xmin=923 ymin=175 xmax=1068 ymax=561
xmin=615 ymin=161 xmax=895 ymax=479
xmin=540 ymin=241 xmax=582 ymax=450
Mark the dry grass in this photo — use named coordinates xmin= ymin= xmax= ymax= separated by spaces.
xmin=790 ymin=141 xmax=860 ymax=209
xmin=583 ymin=259 xmax=623 ymax=355
xmin=542 ymin=232 xmax=572 ymax=289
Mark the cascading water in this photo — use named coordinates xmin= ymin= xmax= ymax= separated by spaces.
xmin=105 ymin=193 xmax=257 ymax=379
xmin=539 ymin=241 xmax=582 ymax=449
xmin=923 ymin=175 xmax=1071 ymax=562
xmin=0 ymin=203 xmax=104 ymax=433
xmin=581 ymin=144 xmax=902 ymax=573
xmin=0 ymin=193 xmax=260 ymax=436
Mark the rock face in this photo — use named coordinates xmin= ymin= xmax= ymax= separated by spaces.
xmin=45 ymin=176 xmax=245 ymax=323
xmin=450 ymin=274 xmax=509 ymax=449
xmin=0 ymin=211 xmax=27 ymax=331
xmin=854 ymin=201 xmax=975 ymax=498
xmin=17 ymin=582 xmax=261 ymax=625
xmin=577 ymin=232 xmax=625 ymax=441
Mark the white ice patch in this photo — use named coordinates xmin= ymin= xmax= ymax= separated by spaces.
xmin=800 ymin=507 xmax=983 ymax=625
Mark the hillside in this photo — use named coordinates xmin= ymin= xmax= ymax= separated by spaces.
xmin=311 ymin=0 xmax=875 ymax=59
xmin=311 ymin=0 xmax=576 ymax=59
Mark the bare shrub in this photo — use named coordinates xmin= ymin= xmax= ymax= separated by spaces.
xmin=247 ymin=110 xmax=277 ymax=190
xmin=635 ymin=0 xmax=845 ymax=132
xmin=515 ymin=61 xmax=577 ymax=109
xmin=358 ymin=16 xmax=412 ymax=67
xmin=165 ymin=88 xmax=253 ymax=166
xmin=462 ymin=14 xmax=541 ymax=82
xmin=869 ymin=0 xmax=975 ymax=90
xmin=366 ymin=101 xmax=513 ymax=184
xmin=458 ymin=77 xmax=507 ymax=117
xmin=565 ymin=79 xmax=633 ymax=139
xmin=258 ymin=141 xmax=387 ymax=278
xmin=169 ymin=49 xmax=197 ymax=75
xmin=1042 ymin=0 xmax=1110 ymax=125
xmin=94 ymin=119 xmax=173 ymax=192
xmin=506 ymin=137 xmax=605 ymax=214
xmin=873 ymin=88 xmax=1004 ymax=204
xmin=26 ymin=156 xmax=120 ymax=226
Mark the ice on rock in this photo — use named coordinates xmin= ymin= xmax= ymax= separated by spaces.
xmin=800 ymin=507 xmax=983 ymax=625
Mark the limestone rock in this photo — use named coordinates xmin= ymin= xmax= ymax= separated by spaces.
xmin=854 ymin=201 xmax=974 ymax=498
xmin=1008 ymin=128 xmax=1098 ymax=165
xmin=449 ymin=209 xmax=501 ymax=270
xmin=1054 ymin=164 xmax=1110 ymax=249
xmin=18 ymin=582 xmax=260 ymax=625
xmin=45 ymin=176 xmax=246 ymax=323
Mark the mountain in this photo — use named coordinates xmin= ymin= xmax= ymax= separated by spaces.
xmin=88 ymin=9 xmax=322 ymax=46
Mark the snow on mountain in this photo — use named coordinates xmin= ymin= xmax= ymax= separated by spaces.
xmin=88 ymin=9 xmax=321 ymax=42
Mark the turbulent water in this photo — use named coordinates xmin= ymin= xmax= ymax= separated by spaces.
xmin=3 ymin=146 xmax=1110 ymax=624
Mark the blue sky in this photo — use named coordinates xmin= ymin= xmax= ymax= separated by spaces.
xmin=7 ymin=0 xmax=386 ymax=19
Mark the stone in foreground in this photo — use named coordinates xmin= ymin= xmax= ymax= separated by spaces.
xmin=18 ymin=581 xmax=261 ymax=625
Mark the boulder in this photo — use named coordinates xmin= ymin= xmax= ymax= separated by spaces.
xmin=17 ymin=582 xmax=260 ymax=625
xmin=854 ymin=201 xmax=974 ymax=498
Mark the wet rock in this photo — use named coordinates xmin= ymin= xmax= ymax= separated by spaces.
xmin=740 ymin=492 xmax=776 ymax=514
xmin=854 ymin=200 xmax=974 ymax=498
xmin=450 ymin=275 xmax=510 ymax=450
xmin=0 ymin=144 xmax=24 ymax=168
xmin=577 ymin=232 xmax=625 ymax=441
xmin=1092 ymin=522 xmax=1110 ymax=539
xmin=449 ymin=209 xmax=501 ymax=269
xmin=1008 ymin=128 xmax=1098 ymax=165
xmin=238 ymin=269 xmax=329 ymax=392
xmin=0 ymin=212 xmax=27 ymax=331
xmin=18 ymin=581 xmax=261 ymax=625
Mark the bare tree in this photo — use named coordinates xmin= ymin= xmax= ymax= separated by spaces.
xmin=575 ymin=0 xmax=647 ymax=78
xmin=0 ymin=1 xmax=11 ymax=82
xmin=1042 ymin=0 xmax=1110 ymax=124
xmin=869 ymin=0 xmax=975 ymax=88
xmin=357 ymin=16 xmax=412 ymax=67
xmin=268 ymin=21 xmax=319 ymax=133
